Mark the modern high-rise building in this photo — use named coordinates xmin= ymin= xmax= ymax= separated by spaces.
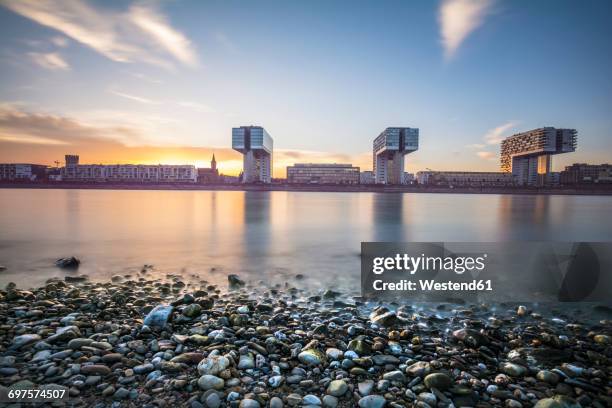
xmin=287 ymin=163 xmax=360 ymax=184
xmin=232 ymin=126 xmax=273 ymax=183
xmin=500 ymin=127 xmax=577 ymax=186
xmin=373 ymin=127 xmax=419 ymax=184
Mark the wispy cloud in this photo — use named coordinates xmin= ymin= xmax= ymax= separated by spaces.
xmin=128 ymin=5 xmax=198 ymax=67
xmin=51 ymin=36 xmax=69 ymax=48
xmin=28 ymin=52 xmax=70 ymax=70
xmin=439 ymin=0 xmax=495 ymax=59
xmin=109 ymin=90 xmax=159 ymax=105
xmin=474 ymin=120 xmax=517 ymax=161
xmin=484 ymin=121 xmax=517 ymax=145
xmin=0 ymin=0 xmax=199 ymax=69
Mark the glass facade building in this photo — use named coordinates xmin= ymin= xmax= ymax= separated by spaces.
xmin=373 ymin=127 xmax=419 ymax=184
xmin=500 ymin=127 xmax=577 ymax=186
xmin=287 ymin=163 xmax=360 ymax=184
xmin=232 ymin=126 xmax=273 ymax=183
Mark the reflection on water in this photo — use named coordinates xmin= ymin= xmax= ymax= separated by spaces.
xmin=0 ymin=189 xmax=610 ymax=290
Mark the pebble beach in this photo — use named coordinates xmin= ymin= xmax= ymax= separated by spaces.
xmin=0 ymin=269 xmax=611 ymax=408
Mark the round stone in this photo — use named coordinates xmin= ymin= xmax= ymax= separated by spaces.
xmin=424 ymin=372 xmax=452 ymax=390
xmin=358 ymin=395 xmax=386 ymax=408
xmin=197 ymin=375 xmax=224 ymax=390
xmin=327 ymin=379 xmax=348 ymax=397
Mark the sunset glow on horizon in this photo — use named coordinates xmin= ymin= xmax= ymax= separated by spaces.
xmin=0 ymin=1 xmax=611 ymax=175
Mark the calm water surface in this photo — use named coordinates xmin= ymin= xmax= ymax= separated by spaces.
xmin=0 ymin=188 xmax=611 ymax=290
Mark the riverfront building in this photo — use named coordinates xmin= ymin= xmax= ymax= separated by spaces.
xmin=360 ymin=171 xmax=375 ymax=185
xmin=232 ymin=126 xmax=273 ymax=183
xmin=197 ymin=154 xmax=219 ymax=183
xmin=417 ymin=171 xmax=516 ymax=187
xmin=500 ymin=127 xmax=577 ymax=186
xmin=559 ymin=163 xmax=612 ymax=184
xmin=0 ymin=163 xmax=47 ymax=181
xmin=373 ymin=127 xmax=419 ymax=184
xmin=287 ymin=163 xmax=360 ymax=184
xmin=62 ymin=155 xmax=197 ymax=183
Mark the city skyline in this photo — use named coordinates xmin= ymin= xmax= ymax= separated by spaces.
xmin=1 ymin=0 xmax=611 ymax=177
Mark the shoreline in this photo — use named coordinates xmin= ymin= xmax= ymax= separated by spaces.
xmin=0 ymin=273 xmax=610 ymax=407
xmin=2 ymin=182 xmax=612 ymax=196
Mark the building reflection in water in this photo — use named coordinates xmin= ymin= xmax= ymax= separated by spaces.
xmin=371 ymin=193 xmax=406 ymax=242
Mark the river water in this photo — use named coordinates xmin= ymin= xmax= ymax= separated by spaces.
xmin=0 ymin=188 xmax=611 ymax=292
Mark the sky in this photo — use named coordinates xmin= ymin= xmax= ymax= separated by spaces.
xmin=0 ymin=0 xmax=610 ymax=177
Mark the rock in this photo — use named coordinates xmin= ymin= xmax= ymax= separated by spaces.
xmin=170 ymin=352 xmax=204 ymax=365
xmin=406 ymin=361 xmax=431 ymax=377
xmin=205 ymin=393 xmax=221 ymax=408
xmin=506 ymin=399 xmax=523 ymax=408
xmin=134 ymin=364 xmax=154 ymax=374
xmin=424 ymin=372 xmax=452 ymax=390
xmin=533 ymin=396 xmax=581 ymax=408
xmin=298 ymin=349 xmax=326 ymax=366
xmin=370 ymin=307 xmax=398 ymax=327
xmin=383 ymin=372 xmax=404 ymax=385
xmin=238 ymin=353 xmax=255 ymax=369
xmin=55 ymin=257 xmax=80 ymax=269
xmin=46 ymin=325 xmax=80 ymax=343
xmin=325 ymin=348 xmax=343 ymax=360
xmin=67 ymin=338 xmax=93 ymax=349
xmin=270 ymin=396 xmax=284 ymax=408
xmin=198 ymin=353 xmax=230 ymax=375
xmin=113 ymin=387 xmax=130 ymax=400
xmin=80 ymin=365 xmax=111 ymax=376
xmin=500 ymin=362 xmax=527 ymax=377
xmin=517 ymin=305 xmax=528 ymax=316
xmin=11 ymin=334 xmax=41 ymax=349
xmin=303 ymin=395 xmax=322 ymax=405
xmin=143 ymin=304 xmax=174 ymax=328
xmin=358 ymin=395 xmax=386 ymax=408
xmin=228 ymin=274 xmax=245 ymax=287
xmin=593 ymin=334 xmax=611 ymax=344
xmin=358 ymin=380 xmax=374 ymax=396
xmin=183 ymin=303 xmax=202 ymax=318
xmin=536 ymin=370 xmax=560 ymax=385
xmin=452 ymin=328 xmax=489 ymax=347
xmin=322 ymin=395 xmax=338 ymax=407
xmin=327 ymin=379 xmax=348 ymax=397
xmin=348 ymin=338 xmax=371 ymax=355
xmin=239 ymin=399 xmax=260 ymax=408
xmin=418 ymin=392 xmax=437 ymax=406
xmin=197 ymin=375 xmax=224 ymax=390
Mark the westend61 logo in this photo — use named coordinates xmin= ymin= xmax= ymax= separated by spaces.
xmin=361 ymin=242 xmax=612 ymax=302
xmin=372 ymin=253 xmax=487 ymax=275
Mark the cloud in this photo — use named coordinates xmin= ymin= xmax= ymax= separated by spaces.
xmin=51 ymin=36 xmax=69 ymax=47
xmin=439 ymin=0 xmax=494 ymax=59
xmin=466 ymin=143 xmax=485 ymax=149
xmin=0 ymin=105 xmax=373 ymax=177
xmin=109 ymin=90 xmax=159 ymax=105
xmin=476 ymin=151 xmax=496 ymax=160
xmin=128 ymin=5 xmax=198 ymax=67
xmin=28 ymin=52 xmax=70 ymax=70
xmin=0 ymin=0 xmax=198 ymax=69
xmin=484 ymin=121 xmax=516 ymax=145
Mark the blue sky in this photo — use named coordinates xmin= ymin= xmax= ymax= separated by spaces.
xmin=0 ymin=0 xmax=610 ymax=176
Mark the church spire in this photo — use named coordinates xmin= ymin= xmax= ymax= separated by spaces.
xmin=211 ymin=153 xmax=216 ymax=171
